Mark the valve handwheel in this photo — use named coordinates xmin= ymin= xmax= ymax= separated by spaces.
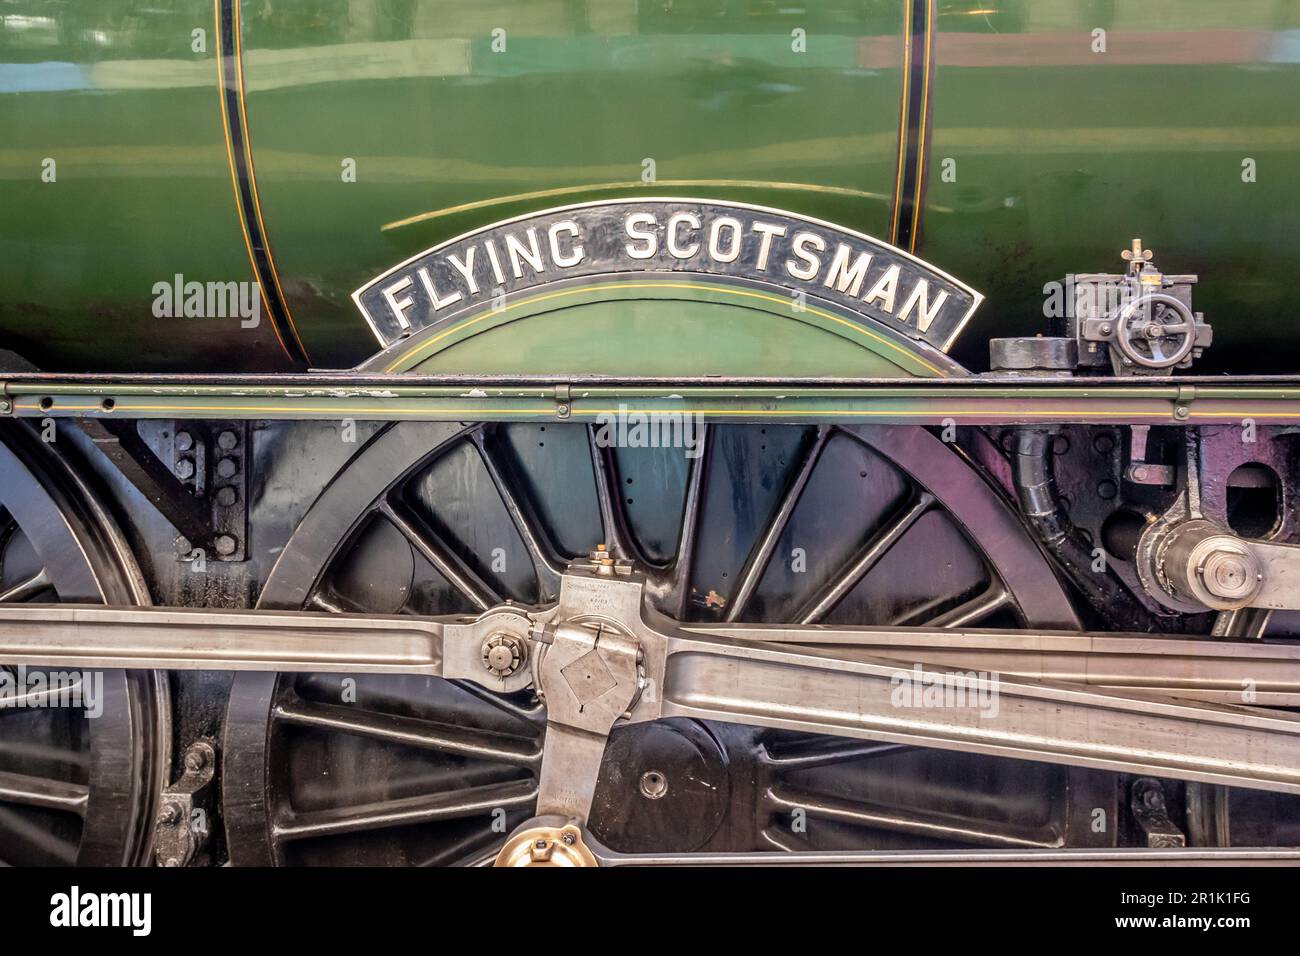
xmin=1114 ymin=293 xmax=1196 ymax=369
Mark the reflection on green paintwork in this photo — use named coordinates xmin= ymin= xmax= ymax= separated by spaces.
xmin=0 ymin=0 xmax=291 ymax=371
xmin=926 ymin=0 xmax=1300 ymax=374
xmin=0 ymin=0 xmax=1298 ymax=377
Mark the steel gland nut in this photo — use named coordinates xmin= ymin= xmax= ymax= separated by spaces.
xmin=1165 ymin=527 xmax=1263 ymax=610
xmin=494 ymin=821 xmax=598 ymax=867
xmin=481 ymin=632 xmax=527 ymax=677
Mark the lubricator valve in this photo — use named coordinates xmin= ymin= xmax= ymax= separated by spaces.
xmin=990 ymin=239 xmax=1212 ymax=377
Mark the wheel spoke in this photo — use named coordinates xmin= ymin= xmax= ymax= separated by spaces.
xmin=307 ymin=592 xmax=347 ymax=614
xmin=764 ymin=784 xmax=1063 ymax=849
xmin=794 ymin=491 xmax=935 ymax=624
xmin=586 ymin=425 xmax=639 ymax=561
xmin=0 ymin=769 xmax=88 ymax=815
xmin=272 ymin=779 xmax=536 ymax=842
xmin=377 ymin=497 xmax=500 ymax=611
xmin=759 ymin=737 xmax=911 ymax=771
xmin=272 ymin=696 xmax=541 ymax=768
xmin=416 ymin=824 xmax=508 ymax=867
xmin=727 ymin=426 xmax=831 ymax=622
xmin=896 ymin=581 xmax=1012 ymax=628
xmin=450 ymin=680 xmax=546 ymax=728
xmin=664 ymin=423 xmax=712 ymax=618
xmin=0 ymin=507 xmax=17 ymax=552
xmin=759 ymin=825 xmax=810 ymax=852
xmin=0 ymin=804 xmax=78 ymax=863
xmin=470 ymin=427 xmax=564 ymax=599
xmin=0 ymin=672 xmax=85 ymax=710
xmin=0 ymin=568 xmax=51 ymax=604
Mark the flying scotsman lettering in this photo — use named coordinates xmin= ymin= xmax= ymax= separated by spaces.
xmin=354 ymin=199 xmax=982 ymax=353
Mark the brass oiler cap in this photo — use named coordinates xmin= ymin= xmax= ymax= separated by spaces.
xmin=494 ymin=820 xmax=599 ymax=867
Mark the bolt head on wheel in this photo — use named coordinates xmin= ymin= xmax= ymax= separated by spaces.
xmin=494 ymin=820 xmax=598 ymax=867
xmin=481 ymin=632 xmax=527 ymax=677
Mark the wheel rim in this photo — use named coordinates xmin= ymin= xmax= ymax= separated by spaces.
xmin=225 ymin=421 xmax=1096 ymax=865
xmin=0 ymin=423 xmax=169 ymax=866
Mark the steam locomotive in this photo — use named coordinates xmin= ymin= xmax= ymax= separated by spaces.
xmin=1 ymin=1 xmax=1298 ymax=867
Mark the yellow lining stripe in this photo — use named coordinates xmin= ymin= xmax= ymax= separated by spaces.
xmin=214 ymin=0 xmax=287 ymax=359
xmin=888 ymin=0 xmax=913 ymax=245
xmin=14 ymin=403 xmax=1288 ymax=421
xmin=383 ymin=181 xmax=896 ymax=233
xmin=230 ymin=0 xmax=308 ymax=362
xmin=380 ymin=280 xmax=946 ymax=376
xmin=908 ymin=0 xmax=935 ymax=252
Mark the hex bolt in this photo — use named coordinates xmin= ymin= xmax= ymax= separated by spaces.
xmin=1174 ymin=406 xmax=1190 ymax=420
xmin=216 ymin=457 xmax=238 ymax=479
xmin=216 ymin=430 xmax=239 ymax=451
xmin=215 ymin=486 xmax=238 ymax=507
xmin=184 ymin=747 xmax=208 ymax=773
xmin=160 ymin=802 xmax=184 ymax=826
xmin=175 ymin=431 xmax=194 ymax=452
xmin=481 ymin=632 xmax=527 ymax=677
xmin=214 ymin=535 xmax=237 ymax=557
xmin=175 ymin=457 xmax=196 ymax=480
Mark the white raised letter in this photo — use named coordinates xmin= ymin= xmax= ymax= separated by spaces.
xmin=823 ymin=244 xmax=872 ymax=297
xmin=752 ymin=221 xmax=786 ymax=271
xmin=785 ymin=232 xmax=825 ymax=281
xmin=382 ymin=276 xmax=416 ymax=330
xmin=899 ymin=280 xmax=951 ymax=333
xmin=708 ymin=216 xmax=742 ymax=263
xmin=863 ymin=264 xmax=901 ymax=313
xmin=548 ymin=220 xmax=585 ymax=268
xmin=417 ymin=266 xmax=463 ymax=311
xmin=447 ymin=248 xmax=479 ymax=295
xmin=625 ymin=213 xmax=658 ymax=259
xmin=667 ymin=212 xmax=701 ymax=259
xmin=505 ymin=228 xmax=546 ymax=278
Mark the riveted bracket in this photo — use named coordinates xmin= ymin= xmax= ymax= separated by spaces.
xmin=553 ymin=383 xmax=572 ymax=420
xmin=84 ymin=420 xmax=250 ymax=561
xmin=154 ymin=740 xmax=218 ymax=867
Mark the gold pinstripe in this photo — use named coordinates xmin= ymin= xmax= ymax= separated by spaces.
xmin=379 ymin=280 xmax=947 ymax=376
xmin=888 ymin=0 xmax=913 ymax=245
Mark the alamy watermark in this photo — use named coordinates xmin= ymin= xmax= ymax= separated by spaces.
xmin=1042 ymin=274 xmax=1140 ymax=321
xmin=890 ymin=663 xmax=1000 ymax=718
xmin=152 ymin=274 xmax=260 ymax=328
xmin=592 ymin=403 xmax=704 ymax=459
xmin=50 ymin=886 xmax=150 ymax=936
xmin=0 ymin=665 xmax=103 ymax=718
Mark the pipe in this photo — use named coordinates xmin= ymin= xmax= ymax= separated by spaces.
xmin=1012 ymin=427 xmax=1156 ymax=632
